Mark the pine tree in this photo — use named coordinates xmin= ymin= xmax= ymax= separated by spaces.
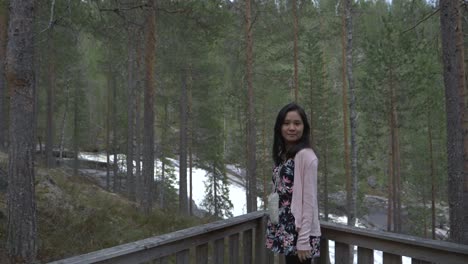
xmin=6 ymin=0 xmax=37 ymax=262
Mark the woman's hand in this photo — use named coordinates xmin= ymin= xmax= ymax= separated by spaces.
xmin=297 ymin=249 xmax=312 ymax=262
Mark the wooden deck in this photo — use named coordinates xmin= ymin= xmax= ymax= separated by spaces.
xmin=48 ymin=211 xmax=468 ymax=264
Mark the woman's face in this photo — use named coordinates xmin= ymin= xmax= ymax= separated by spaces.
xmin=281 ymin=110 xmax=304 ymax=146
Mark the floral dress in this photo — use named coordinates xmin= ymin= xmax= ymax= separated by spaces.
xmin=265 ymin=158 xmax=320 ymax=256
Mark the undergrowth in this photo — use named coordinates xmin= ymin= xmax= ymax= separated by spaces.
xmin=0 ymin=161 xmax=206 ymax=263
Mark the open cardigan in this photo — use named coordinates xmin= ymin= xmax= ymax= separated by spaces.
xmin=290 ymin=148 xmax=321 ymax=251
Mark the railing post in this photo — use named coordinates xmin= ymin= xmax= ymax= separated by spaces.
xmin=214 ymin=238 xmax=225 ymax=263
xmin=383 ymin=252 xmax=402 ymax=264
xmin=229 ymin=233 xmax=240 ymax=264
xmin=319 ymin=238 xmax=329 ymax=264
xmin=335 ymin=241 xmax=351 ymax=264
xmin=255 ymin=214 xmax=269 ymax=264
xmin=176 ymin=249 xmax=189 ymax=264
xmin=243 ymin=229 xmax=253 ymax=264
xmin=357 ymin=247 xmax=373 ymax=264
xmin=412 ymin=259 xmax=432 ymax=264
xmin=196 ymin=243 xmax=208 ymax=264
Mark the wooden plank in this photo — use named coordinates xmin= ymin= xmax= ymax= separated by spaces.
xmin=265 ymin=251 xmax=274 ymax=264
xmin=157 ymin=256 xmax=168 ymax=264
xmin=255 ymin=214 xmax=268 ymax=264
xmin=411 ymin=259 xmax=431 ymax=264
xmin=383 ymin=252 xmax=402 ymax=264
xmin=319 ymin=238 xmax=329 ymax=264
xmin=176 ymin=249 xmax=189 ymax=264
xmin=229 ymin=233 xmax=239 ymax=264
xmin=320 ymin=221 xmax=468 ymax=264
xmin=48 ymin=211 xmax=265 ymax=264
xmin=243 ymin=229 xmax=253 ymax=264
xmin=46 ymin=212 xmax=468 ymax=264
xmin=196 ymin=244 xmax=208 ymax=264
xmin=357 ymin=247 xmax=373 ymax=264
xmin=335 ymin=241 xmax=351 ymax=264
xmin=279 ymin=255 xmax=285 ymax=264
xmin=214 ymin=238 xmax=225 ymax=263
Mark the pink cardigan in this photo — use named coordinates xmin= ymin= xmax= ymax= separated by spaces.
xmin=291 ymin=148 xmax=321 ymax=251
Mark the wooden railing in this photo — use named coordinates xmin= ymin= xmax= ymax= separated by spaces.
xmin=48 ymin=211 xmax=468 ymax=264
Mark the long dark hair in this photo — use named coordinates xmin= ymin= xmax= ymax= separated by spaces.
xmin=272 ymin=102 xmax=311 ymax=166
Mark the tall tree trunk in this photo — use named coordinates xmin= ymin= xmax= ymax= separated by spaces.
xmin=141 ymin=0 xmax=156 ymax=214
xmin=387 ymin=130 xmax=393 ymax=232
xmin=440 ymin=0 xmax=468 ymax=244
xmin=6 ymin=0 xmax=37 ymax=261
xmin=245 ymin=0 xmax=257 ymax=212
xmin=428 ymin=110 xmax=436 ymax=239
xmin=345 ymin=0 xmax=357 ymax=227
xmin=135 ymin=30 xmax=143 ymax=204
xmin=73 ymin=79 xmax=79 ymax=177
xmin=126 ymin=26 xmax=136 ymax=201
xmin=458 ymin=5 xmax=468 ymax=241
xmin=188 ymin=63 xmax=193 ymax=216
xmin=0 ymin=2 xmax=8 ymax=151
xmin=262 ymin=106 xmax=267 ymax=209
xmin=308 ymin=41 xmax=315 ymax=148
xmin=292 ymin=0 xmax=298 ymax=102
xmin=321 ymin=37 xmax=329 ymax=221
xmin=390 ymin=67 xmax=402 ymax=233
xmin=213 ymin=162 xmax=218 ymax=216
xmin=106 ymin=65 xmax=111 ymax=191
xmin=160 ymin=101 xmax=167 ymax=209
xmin=112 ymin=75 xmax=118 ymax=192
xmin=422 ymin=183 xmax=428 ymax=238
xmin=179 ymin=67 xmax=188 ymax=215
xmin=46 ymin=30 xmax=55 ymax=169
xmin=59 ymin=82 xmax=70 ymax=160
xmin=341 ymin=0 xmax=352 ymax=226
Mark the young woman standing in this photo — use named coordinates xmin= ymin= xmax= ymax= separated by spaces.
xmin=266 ymin=103 xmax=321 ymax=264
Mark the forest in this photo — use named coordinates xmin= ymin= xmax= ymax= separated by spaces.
xmin=0 ymin=0 xmax=467 ymax=263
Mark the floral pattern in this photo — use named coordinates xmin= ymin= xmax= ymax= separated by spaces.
xmin=265 ymin=158 xmax=320 ymax=257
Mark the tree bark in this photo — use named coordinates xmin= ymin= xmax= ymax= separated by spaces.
xmin=213 ymin=162 xmax=218 ymax=216
xmin=389 ymin=67 xmax=402 ymax=233
xmin=6 ymin=0 xmax=37 ymax=262
xmin=160 ymin=100 xmax=169 ymax=209
xmin=141 ymin=0 xmax=156 ymax=214
xmin=126 ymin=26 xmax=136 ymax=201
xmin=188 ymin=63 xmax=193 ymax=216
xmin=0 ymin=2 xmax=8 ymax=151
xmin=73 ymin=77 xmax=79 ymax=177
xmin=46 ymin=29 xmax=55 ymax=169
xmin=106 ymin=63 xmax=111 ymax=191
xmin=321 ymin=31 xmax=329 ymax=221
xmin=292 ymin=0 xmax=298 ymax=102
xmin=179 ymin=67 xmax=188 ymax=215
xmin=345 ymin=0 xmax=358 ymax=227
xmin=387 ymin=130 xmax=393 ymax=232
xmin=112 ymin=75 xmax=118 ymax=192
xmin=439 ymin=0 xmax=468 ymax=244
xmin=135 ymin=29 xmax=143 ymax=204
xmin=341 ymin=0 xmax=352 ymax=226
xmin=455 ymin=0 xmax=468 ymax=245
xmin=428 ymin=109 xmax=436 ymax=239
xmin=59 ymin=82 xmax=70 ymax=160
xmin=245 ymin=0 xmax=257 ymax=212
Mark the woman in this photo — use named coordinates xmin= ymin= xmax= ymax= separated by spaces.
xmin=266 ymin=102 xmax=321 ymax=264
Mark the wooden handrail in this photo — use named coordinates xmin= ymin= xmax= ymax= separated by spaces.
xmin=320 ymin=221 xmax=468 ymax=264
xmin=48 ymin=211 xmax=268 ymax=264
xmin=47 ymin=211 xmax=468 ymax=264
